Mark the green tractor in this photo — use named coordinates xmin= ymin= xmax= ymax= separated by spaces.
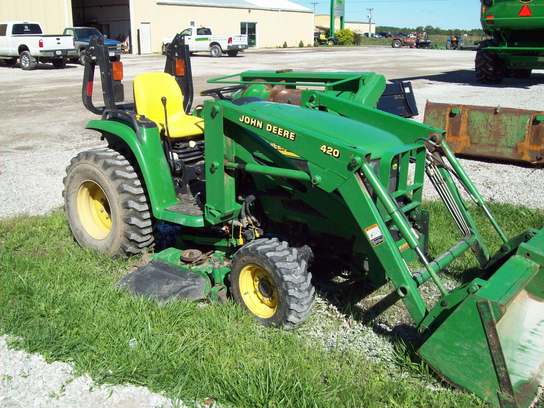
xmin=64 ymin=36 xmax=544 ymax=406
xmin=477 ymin=0 xmax=544 ymax=83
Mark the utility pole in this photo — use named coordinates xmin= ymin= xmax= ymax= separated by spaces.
xmin=311 ymin=0 xmax=319 ymax=14
xmin=367 ymin=8 xmax=374 ymax=36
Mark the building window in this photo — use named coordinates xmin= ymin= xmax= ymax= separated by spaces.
xmin=241 ymin=22 xmax=256 ymax=47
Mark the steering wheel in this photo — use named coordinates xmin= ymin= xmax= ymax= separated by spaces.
xmin=200 ymin=84 xmax=246 ymax=100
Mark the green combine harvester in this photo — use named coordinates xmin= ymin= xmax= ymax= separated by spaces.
xmin=477 ymin=0 xmax=544 ymax=83
xmin=64 ymin=37 xmax=544 ymax=407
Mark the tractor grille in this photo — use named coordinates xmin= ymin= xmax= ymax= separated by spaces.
xmin=170 ymin=139 xmax=205 ymax=165
xmin=363 ymin=149 xmax=425 ymax=219
xmin=391 ymin=150 xmax=425 ymax=212
xmin=359 ymin=148 xmax=427 ymax=250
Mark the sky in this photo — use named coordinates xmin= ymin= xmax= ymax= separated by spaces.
xmin=296 ymin=0 xmax=482 ymax=30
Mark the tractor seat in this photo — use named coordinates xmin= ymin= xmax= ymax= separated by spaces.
xmin=133 ymin=72 xmax=204 ymax=139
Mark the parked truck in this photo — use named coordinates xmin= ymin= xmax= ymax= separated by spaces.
xmin=163 ymin=26 xmax=248 ymax=57
xmin=63 ymin=27 xmax=121 ymax=65
xmin=0 ymin=21 xmax=76 ymax=70
xmin=477 ymin=0 xmax=544 ymax=83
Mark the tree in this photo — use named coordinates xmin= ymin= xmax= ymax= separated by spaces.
xmin=424 ymin=25 xmax=435 ymax=34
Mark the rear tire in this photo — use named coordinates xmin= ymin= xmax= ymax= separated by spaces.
xmin=475 ymin=47 xmax=505 ymax=84
xmin=52 ymin=59 xmax=66 ymax=69
xmin=227 ymin=50 xmax=239 ymax=57
xmin=230 ymin=238 xmax=315 ymax=329
xmin=210 ymin=44 xmax=222 ymax=58
xmin=19 ymin=51 xmax=37 ymax=70
xmin=392 ymin=39 xmax=402 ymax=48
xmin=63 ymin=147 xmax=154 ymax=257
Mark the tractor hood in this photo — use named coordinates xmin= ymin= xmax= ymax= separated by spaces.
xmin=237 ymin=101 xmax=424 ymax=157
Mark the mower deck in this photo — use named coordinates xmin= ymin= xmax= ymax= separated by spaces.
xmin=119 ymin=260 xmax=210 ymax=302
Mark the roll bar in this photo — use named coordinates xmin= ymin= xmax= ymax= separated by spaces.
xmin=82 ymin=36 xmax=124 ymax=115
xmin=164 ymin=33 xmax=194 ymax=113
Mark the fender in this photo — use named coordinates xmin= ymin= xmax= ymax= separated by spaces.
xmin=86 ymin=119 xmax=178 ymax=216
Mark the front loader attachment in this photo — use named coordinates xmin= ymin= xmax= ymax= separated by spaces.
xmin=424 ymin=101 xmax=544 ymax=166
xmin=412 ymin=139 xmax=544 ymax=407
xmin=353 ymin=128 xmax=544 ymax=406
xmin=419 ymin=230 xmax=544 ymax=407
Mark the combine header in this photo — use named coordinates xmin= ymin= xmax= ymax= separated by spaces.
xmin=64 ymin=36 xmax=544 ymax=407
xmin=425 ymin=102 xmax=544 ymax=166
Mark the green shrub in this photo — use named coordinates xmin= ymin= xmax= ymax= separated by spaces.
xmin=282 ymin=41 xmax=288 ymax=48
xmin=335 ymin=29 xmax=355 ymax=46
xmin=298 ymin=40 xmax=304 ymax=48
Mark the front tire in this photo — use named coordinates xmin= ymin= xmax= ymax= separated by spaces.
xmin=392 ymin=39 xmax=402 ymax=48
xmin=475 ymin=47 xmax=505 ymax=84
xmin=230 ymin=238 xmax=315 ymax=329
xmin=210 ymin=44 xmax=222 ymax=58
xmin=63 ymin=147 xmax=154 ymax=257
xmin=19 ymin=51 xmax=37 ymax=70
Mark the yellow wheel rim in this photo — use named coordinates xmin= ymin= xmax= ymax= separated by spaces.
xmin=239 ymin=263 xmax=278 ymax=319
xmin=76 ymin=180 xmax=112 ymax=240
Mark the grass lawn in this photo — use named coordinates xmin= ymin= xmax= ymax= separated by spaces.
xmin=1 ymin=203 xmax=543 ymax=407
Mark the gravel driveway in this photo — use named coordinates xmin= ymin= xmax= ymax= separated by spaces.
xmin=0 ymin=337 xmax=178 ymax=408
xmin=0 ymin=47 xmax=543 ymax=218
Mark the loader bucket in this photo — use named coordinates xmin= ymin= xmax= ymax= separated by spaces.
xmin=424 ymin=102 xmax=544 ymax=166
xmin=419 ymin=229 xmax=544 ymax=407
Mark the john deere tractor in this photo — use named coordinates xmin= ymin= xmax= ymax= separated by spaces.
xmin=477 ymin=0 xmax=544 ymax=83
xmin=64 ymin=36 xmax=544 ymax=406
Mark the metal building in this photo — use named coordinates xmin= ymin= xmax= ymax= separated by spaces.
xmin=0 ymin=0 xmax=313 ymax=53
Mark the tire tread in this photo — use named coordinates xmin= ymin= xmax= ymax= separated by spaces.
xmin=63 ymin=147 xmax=154 ymax=256
xmin=233 ymin=238 xmax=315 ymax=329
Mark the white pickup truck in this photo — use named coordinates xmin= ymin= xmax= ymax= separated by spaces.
xmin=0 ymin=21 xmax=76 ymax=70
xmin=163 ymin=26 xmax=248 ymax=57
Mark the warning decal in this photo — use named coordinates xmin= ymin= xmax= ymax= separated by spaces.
xmin=365 ymin=224 xmax=384 ymax=247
